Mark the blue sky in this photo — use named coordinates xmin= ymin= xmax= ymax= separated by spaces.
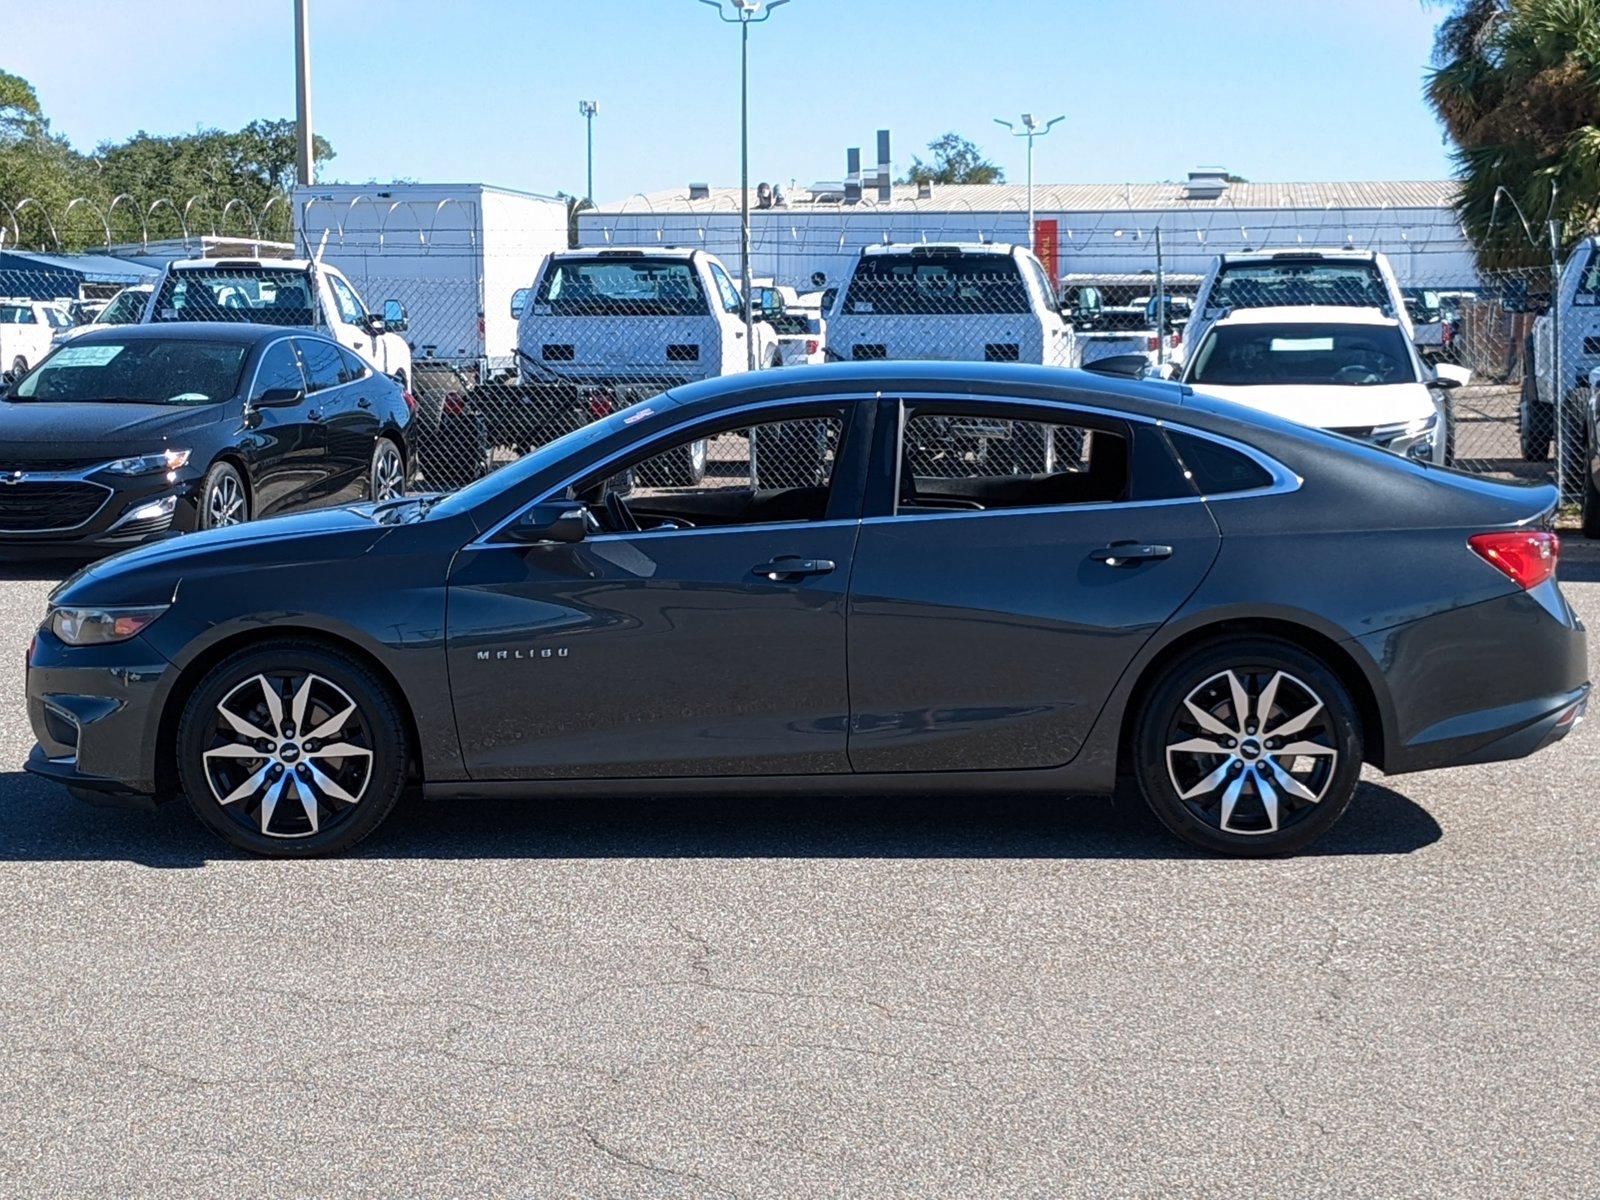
xmin=10 ymin=0 xmax=1454 ymax=201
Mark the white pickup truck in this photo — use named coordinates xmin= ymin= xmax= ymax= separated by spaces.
xmin=1522 ymin=236 xmax=1600 ymax=464
xmin=139 ymin=258 xmax=413 ymax=388
xmin=474 ymin=248 xmax=780 ymax=478
xmin=0 ymin=298 xmax=72 ymax=379
xmin=826 ymin=243 xmax=1073 ymax=368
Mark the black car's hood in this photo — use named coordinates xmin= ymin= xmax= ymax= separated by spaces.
xmin=0 ymin=399 xmax=230 ymax=460
xmin=55 ymin=505 xmax=394 ymax=608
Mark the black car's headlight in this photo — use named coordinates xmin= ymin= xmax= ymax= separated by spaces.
xmin=102 ymin=449 xmax=191 ymax=477
xmin=48 ymin=605 xmax=168 ymax=646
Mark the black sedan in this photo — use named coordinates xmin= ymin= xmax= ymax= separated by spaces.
xmin=0 ymin=324 xmax=413 ymax=553
xmin=24 ymin=362 xmax=1589 ymax=857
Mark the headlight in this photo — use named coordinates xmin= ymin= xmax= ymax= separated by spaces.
xmin=47 ymin=605 xmax=168 ymax=646
xmin=1371 ymin=414 xmax=1437 ymax=442
xmin=102 ymin=449 xmax=191 ymax=476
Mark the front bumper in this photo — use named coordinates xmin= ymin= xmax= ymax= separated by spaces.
xmin=0 ymin=470 xmax=203 ymax=555
xmin=24 ymin=625 xmax=179 ymax=797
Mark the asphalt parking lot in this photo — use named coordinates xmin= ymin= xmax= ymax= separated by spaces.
xmin=0 ymin=551 xmax=1596 ymax=1199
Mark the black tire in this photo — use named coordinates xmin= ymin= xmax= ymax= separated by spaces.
xmin=1582 ymin=427 xmax=1600 ymax=540
xmin=368 ymin=436 xmax=406 ymax=501
xmin=1132 ymin=637 xmax=1363 ymax=857
xmin=636 ymin=438 xmax=708 ymax=488
xmin=175 ymin=640 xmax=409 ymax=857
xmin=197 ymin=461 xmax=249 ymax=530
xmin=1521 ymin=346 xmax=1553 ymax=462
xmin=10 ymin=355 xmax=26 ymax=378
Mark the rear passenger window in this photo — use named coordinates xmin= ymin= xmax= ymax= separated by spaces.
xmin=295 ymin=338 xmax=345 ymax=392
xmin=899 ymin=412 xmax=1128 ymax=511
xmin=1166 ymin=430 xmax=1274 ymax=495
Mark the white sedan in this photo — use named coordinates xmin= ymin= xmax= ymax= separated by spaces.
xmin=1179 ymin=306 xmax=1468 ymax=465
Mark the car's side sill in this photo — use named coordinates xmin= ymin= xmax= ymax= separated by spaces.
xmin=424 ymin=766 xmax=1115 ymax=802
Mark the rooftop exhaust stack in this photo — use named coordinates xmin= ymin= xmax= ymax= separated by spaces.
xmin=689 ymin=182 xmax=711 ymax=201
xmin=845 ymin=148 xmax=862 ymax=204
xmin=1183 ymin=168 xmax=1230 ymax=201
xmin=877 ymin=129 xmax=892 ymax=203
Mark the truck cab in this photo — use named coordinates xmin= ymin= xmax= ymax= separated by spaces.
xmin=0 ymin=298 xmax=72 ymax=379
xmin=1524 ymin=237 xmax=1600 ymax=463
xmin=826 ymin=243 xmax=1073 ymax=367
xmin=141 ymin=259 xmax=413 ymax=388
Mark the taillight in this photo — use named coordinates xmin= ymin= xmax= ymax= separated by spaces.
xmin=806 ymin=338 xmax=820 ymax=355
xmin=587 ymin=389 xmax=615 ymax=419
xmin=402 ymin=390 xmax=417 ymax=414
xmin=441 ymin=391 xmax=466 ymax=417
xmin=1469 ymin=530 xmax=1560 ymax=590
xmin=1147 ymin=335 xmax=1160 ymax=352
xmin=1173 ymin=329 xmax=1183 ymax=346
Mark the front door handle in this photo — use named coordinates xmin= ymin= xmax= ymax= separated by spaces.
xmin=357 ymin=396 xmax=372 ymax=409
xmin=752 ymin=556 xmax=836 ymax=580
xmin=307 ymin=408 xmax=323 ymax=423
xmin=1090 ymin=541 xmax=1173 ymax=566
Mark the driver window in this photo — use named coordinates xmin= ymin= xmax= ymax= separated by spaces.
xmin=576 ymin=412 xmax=844 ymax=535
xmin=708 ymin=263 xmax=744 ymax=315
xmin=328 ymin=276 xmax=367 ymax=324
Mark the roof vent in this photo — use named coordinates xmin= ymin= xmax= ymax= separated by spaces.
xmin=688 ymin=182 xmax=711 ymax=201
xmin=1183 ymin=168 xmax=1230 ymax=200
xmin=918 ymin=180 xmax=933 ymax=201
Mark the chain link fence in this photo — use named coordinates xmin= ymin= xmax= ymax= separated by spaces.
xmin=0 ymin=249 xmax=1588 ymax=510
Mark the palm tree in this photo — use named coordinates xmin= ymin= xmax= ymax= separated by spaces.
xmin=1427 ymin=0 xmax=1600 ymax=269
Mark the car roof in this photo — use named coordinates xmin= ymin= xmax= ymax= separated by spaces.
xmin=168 ymin=258 xmax=312 ymax=270
xmin=1210 ymin=305 xmax=1401 ymax=328
xmin=63 ymin=322 xmax=328 ymax=346
xmin=665 ymin=360 xmax=1187 ymax=420
xmin=862 ymin=242 xmax=1018 ymax=257
xmin=551 ymin=246 xmax=699 ymax=259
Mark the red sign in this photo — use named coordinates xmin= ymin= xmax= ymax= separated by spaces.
xmin=1034 ymin=219 xmax=1060 ymax=288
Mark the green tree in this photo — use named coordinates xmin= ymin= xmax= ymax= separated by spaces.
xmin=899 ymin=132 xmax=1005 ymax=186
xmin=0 ymin=70 xmax=46 ymax=141
xmin=1427 ymin=0 xmax=1600 ymax=269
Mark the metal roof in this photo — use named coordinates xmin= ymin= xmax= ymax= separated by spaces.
xmin=596 ymin=180 xmax=1459 ymax=216
xmin=0 ymin=251 xmax=158 ymax=284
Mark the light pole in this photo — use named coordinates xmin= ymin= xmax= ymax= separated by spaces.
xmin=293 ymin=0 xmax=314 ymax=187
xmin=578 ymin=100 xmax=598 ymax=204
xmin=994 ymin=113 xmax=1064 ymax=254
xmin=698 ymin=0 xmax=790 ymax=370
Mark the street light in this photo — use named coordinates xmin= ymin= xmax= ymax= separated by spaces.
xmin=697 ymin=0 xmax=790 ymax=370
xmin=578 ymin=100 xmax=599 ymax=204
xmin=994 ymin=113 xmax=1064 ymax=254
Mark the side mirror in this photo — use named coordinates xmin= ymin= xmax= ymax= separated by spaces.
xmin=253 ymin=386 xmax=305 ymax=408
xmin=382 ymin=299 xmax=408 ymax=333
xmin=506 ymin=501 xmax=588 ymax=544
xmin=510 ymin=287 xmax=531 ymax=320
xmin=1432 ymin=363 xmax=1472 ymax=389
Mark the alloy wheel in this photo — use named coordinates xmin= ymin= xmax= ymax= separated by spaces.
xmin=200 ymin=672 xmax=374 ymax=839
xmin=207 ymin=473 xmax=246 ymax=527
xmin=373 ymin=442 xmax=405 ymax=501
xmin=1163 ymin=668 xmax=1338 ymax=836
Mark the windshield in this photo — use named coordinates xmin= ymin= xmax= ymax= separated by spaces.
xmin=534 ymin=258 xmax=707 ymax=317
xmin=95 ymin=289 xmax=149 ymax=325
xmin=843 ymin=254 xmax=1030 ymax=316
xmin=13 ymin=339 xmax=249 ymax=404
xmin=1188 ymin=322 xmax=1417 ymax=387
xmin=428 ymin=397 xmax=679 ymax=520
xmin=151 ymin=267 xmax=316 ymax=325
xmin=1209 ymin=261 xmax=1389 ymax=312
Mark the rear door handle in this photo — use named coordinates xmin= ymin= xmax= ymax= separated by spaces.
xmin=752 ymin=556 xmax=836 ymax=580
xmin=357 ymin=396 xmax=372 ymax=409
xmin=1090 ymin=541 xmax=1173 ymax=566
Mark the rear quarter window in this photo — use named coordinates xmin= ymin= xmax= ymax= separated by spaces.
xmin=1166 ymin=430 xmax=1274 ymax=495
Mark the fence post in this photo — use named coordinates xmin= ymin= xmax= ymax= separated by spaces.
xmin=1548 ymin=218 xmax=1567 ymax=501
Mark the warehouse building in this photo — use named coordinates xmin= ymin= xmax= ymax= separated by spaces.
xmin=578 ymin=169 xmax=1470 ymax=294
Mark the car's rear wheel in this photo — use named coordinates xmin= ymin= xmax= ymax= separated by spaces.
xmin=176 ymin=641 xmax=408 ymax=856
xmin=198 ymin=462 xmax=249 ymax=530
xmin=1521 ymin=346 xmax=1552 ymax=461
xmin=1133 ymin=638 xmax=1363 ymax=856
xmin=369 ymin=436 xmax=406 ymax=501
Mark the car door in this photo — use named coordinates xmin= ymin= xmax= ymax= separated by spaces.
xmin=445 ymin=400 xmax=870 ymax=780
xmin=846 ymin=397 xmax=1220 ymax=773
xmin=243 ymin=337 xmax=329 ymax=516
xmin=317 ymin=344 xmax=382 ymax=502
xmin=326 ymin=273 xmax=380 ymax=367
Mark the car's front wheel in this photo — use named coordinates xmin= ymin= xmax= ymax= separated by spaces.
xmin=175 ymin=641 xmax=409 ymax=856
xmin=1133 ymin=638 xmax=1363 ymax=856
xmin=198 ymin=462 xmax=249 ymax=530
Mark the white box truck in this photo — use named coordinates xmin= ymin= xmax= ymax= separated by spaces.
xmin=292 ymin=183 xmax=569 ymax=395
